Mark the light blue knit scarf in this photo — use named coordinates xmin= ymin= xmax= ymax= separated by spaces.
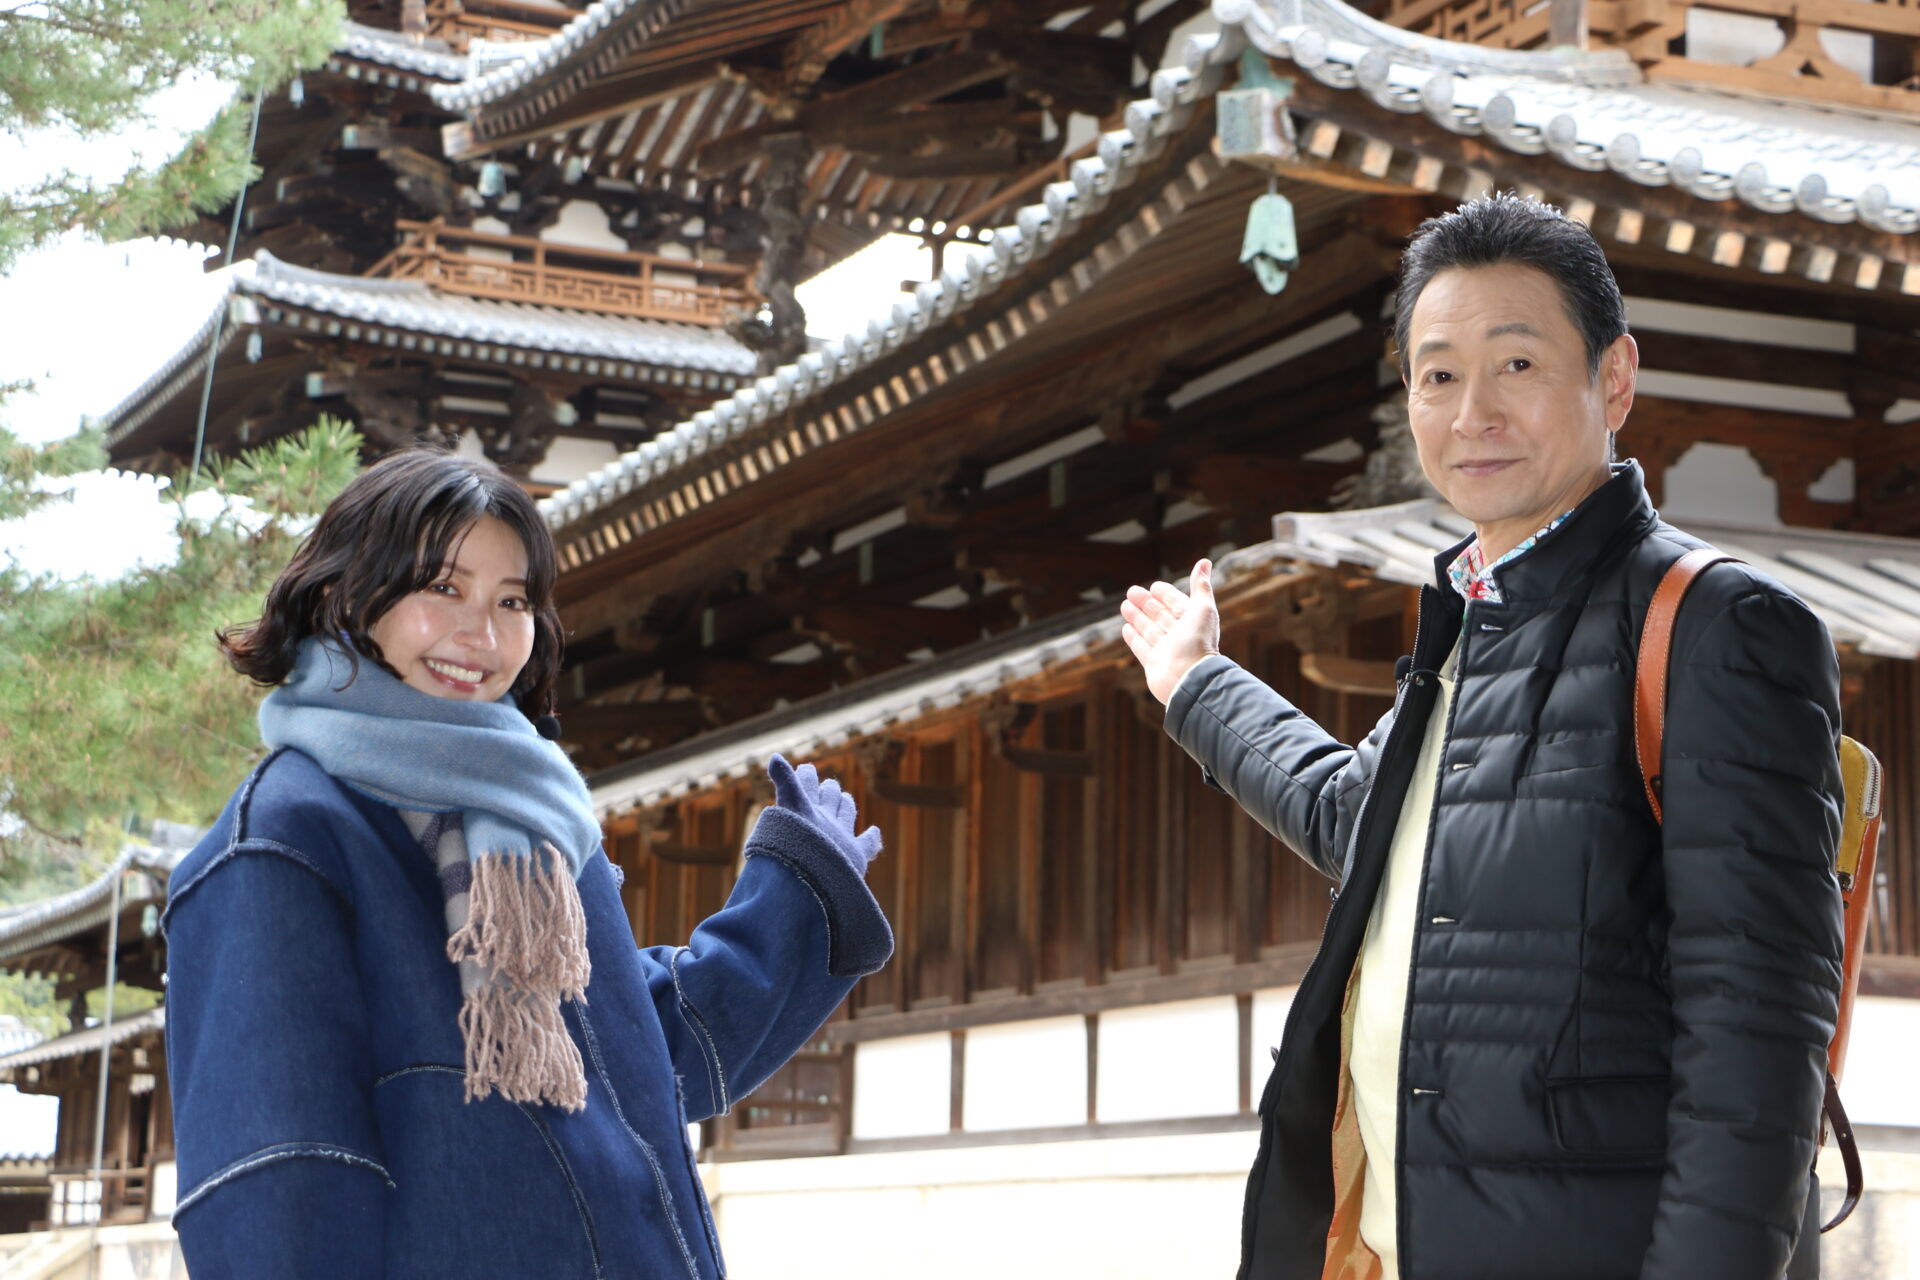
xmin=259 ymin=637 xmax=601 ymax=1109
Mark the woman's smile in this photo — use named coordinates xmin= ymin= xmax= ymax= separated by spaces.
xmin=422 ymin=656 xmax=490 ymax=691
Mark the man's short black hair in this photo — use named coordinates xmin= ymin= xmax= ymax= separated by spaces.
xmin=1394 ymin=193 xmax=1628 ymax=382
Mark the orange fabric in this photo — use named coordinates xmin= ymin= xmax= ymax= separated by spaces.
xmin=1324 ymin=962 xmax=1384 ymax=1280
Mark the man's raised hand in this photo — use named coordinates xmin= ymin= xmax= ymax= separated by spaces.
xmin=1120 ymin=559 xmax=1221 ymax=706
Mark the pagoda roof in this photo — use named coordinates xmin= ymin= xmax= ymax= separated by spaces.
xmin=0 ymin=850 xmax=178 ymax=964
xmin=0 ymin=1008 xmax=165 ymax=1076
xmin=1219 ymin=0 xmax=1920 ymax=235
xmin=537 ymin=3 xmax=1920 ymax=549
xmin=103 ymin=253 xmax=757 ymax=452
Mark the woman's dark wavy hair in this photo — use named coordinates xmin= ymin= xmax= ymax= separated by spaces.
xmin=219 ymin=449 xmax=564 ymax=720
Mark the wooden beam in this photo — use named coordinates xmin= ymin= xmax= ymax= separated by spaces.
xmin=1300 ymin=653 xmax=1398 ymax=696
xmin=785 ymin=0 xmax=917 ymax=89
xmin=796 ymin=602 xmax=985 ymax=657
xmin=557 ymin=699 xmax=711 ymax=741
xmin=650 ymin=840 xmax=737 ymax=867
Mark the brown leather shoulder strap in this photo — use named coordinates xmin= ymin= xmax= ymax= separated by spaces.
xmin=1635 ymin=548 xmax=1740 ymax=825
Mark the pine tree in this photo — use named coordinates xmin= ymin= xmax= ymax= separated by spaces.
xmin=0 ymin=0 xmax=345 ymax=268
xmin=0 ymin=420 xmax=362 ymax=879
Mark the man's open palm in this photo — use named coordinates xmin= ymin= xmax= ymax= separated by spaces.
xmin=1120 ymin=559 xmax=1221 ymax=706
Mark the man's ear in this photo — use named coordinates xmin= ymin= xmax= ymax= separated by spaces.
xmin=1602 ymin=333 xmax=1638 ymax=432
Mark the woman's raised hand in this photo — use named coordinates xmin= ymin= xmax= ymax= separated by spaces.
xmin=1120 ymin=558 xmax=1221 ymax=707
xmin=767 ymin=755 xmax=882 ymax=871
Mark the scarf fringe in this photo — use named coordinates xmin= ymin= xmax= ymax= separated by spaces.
xmin=457 ymin=984 xmax=589 ymax=1111
xmin=448 ymin=849 xmax=592 ymax=1110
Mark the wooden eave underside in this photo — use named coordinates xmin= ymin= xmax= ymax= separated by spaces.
xmin=545 ymin=113 xmax=1376 ymax=605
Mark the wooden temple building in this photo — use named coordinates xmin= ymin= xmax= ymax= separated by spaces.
xmin=29 ymin=0 xmax=1920 ymax=1274
xmin=0 ymin=846 xmax=185 ymax=1275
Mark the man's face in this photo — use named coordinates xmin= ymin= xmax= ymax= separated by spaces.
xmin=1403 ymin=262 xmax=1637 ymax=561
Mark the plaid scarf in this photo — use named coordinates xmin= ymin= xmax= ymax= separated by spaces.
xmin=259 ymin=637 xmax=600 ymax=1111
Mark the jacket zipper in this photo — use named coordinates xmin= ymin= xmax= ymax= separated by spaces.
xmin=1238 ymin=588 xmax=1444 ymax=1278
xmin=1390 ymin=599 xmax=1471 ymax=1270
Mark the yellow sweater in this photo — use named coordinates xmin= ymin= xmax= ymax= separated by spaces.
xmin=1348 ymin=645 xmax=1457 ymax=1278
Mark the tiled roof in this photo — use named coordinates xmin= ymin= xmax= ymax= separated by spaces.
xmin=330 ymin=21 xmax=472 ymax=83
xmin=243 ymin=253 xmax=757 ymax=377
xmin=1218 ymin=0 xmax=1920 ymax=233
xmin=0 ymin=850 xmax=179 ymax=962
xmin=103 ymin=253 xmax=757 ymax=447
xmin=586 ymin=540 xmax=1306 ymax=814
xmin=429 ymin=0 xmax=668 ymax=113
xmin=535 ymin=2 xmax=1920 ymax=538
xmin=535 ymin=30 xmax=1240 ymax=534
xmin=0 ymin=1008 xmax=166 ymax=1075
xmin=1271 ymin=497 xmax=1920 ymax=658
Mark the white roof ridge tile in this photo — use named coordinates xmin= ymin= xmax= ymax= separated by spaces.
xmin=335 ymin=20 xmax=472 ymax=81
xmin=429 ymin=0 xmax=656 ymax=112
xmin=1219 ymin=0 xmax=1920 ymax=232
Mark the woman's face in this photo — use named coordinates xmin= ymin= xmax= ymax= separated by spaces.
xmin=368 ymin=516 xmax=536 ymax=702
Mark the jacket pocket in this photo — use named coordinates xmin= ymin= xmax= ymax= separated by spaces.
xmin=1546 ymin=1074 xmax=1669 ymax=1158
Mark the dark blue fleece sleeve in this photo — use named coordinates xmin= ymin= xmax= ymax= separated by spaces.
xmin=634 ymin=806 xmax=892 ymax=1119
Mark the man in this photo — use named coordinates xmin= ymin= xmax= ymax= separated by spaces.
xmin=1121 ymin=195 xmax=1843 ymax=1280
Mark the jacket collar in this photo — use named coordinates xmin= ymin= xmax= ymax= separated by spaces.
xmin=1428 ymin=461 xmax=1657 ymax=607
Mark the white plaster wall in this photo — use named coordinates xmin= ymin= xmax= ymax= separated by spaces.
xmin=530 ymin=435 xmax=620 ymax=487
xmin=1249 ymin=986 xmax=1299 ymax=1091
xmin=542 ymin=200 xmax=627 ymax=252
xmin=705 ymin=1130 xmax=1256 ymax=1280
xmin=961 ymin=1017 xmax=1087 ymax=1131
xmin=465 ymin=216 xmax=516 ymax=264
xmin=1657 ymin=441 xmax=1783 ymax=528
xmin=147 ymin=1161 xmax=176 ymax=1218
xmin=851 ymin=1032 xmax=952 ymax=1140
xmin=1097 ymin=997 xmax=1239 ymax=1122
xmin=1838 ymin=997 xmax=1920 ymax=1128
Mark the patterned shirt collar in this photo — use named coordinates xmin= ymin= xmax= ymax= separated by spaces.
xmin=1446 ymin=511 xmax=1574 ymax=604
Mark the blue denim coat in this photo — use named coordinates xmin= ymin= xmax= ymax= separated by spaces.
xmin=163 ymin=748 xmax=891 ymax=1279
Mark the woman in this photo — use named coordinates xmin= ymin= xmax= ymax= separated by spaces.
xmin=164 ymin=450 xmax=892 ymax=1279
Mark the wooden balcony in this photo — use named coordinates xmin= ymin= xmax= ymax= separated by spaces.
xmin=1377 ymin=0 xmax=1920 ymax=113
xmin=424 ymin=0 xmax=569 ymax=50
xmin=369 ymin=219 xmax=760 ymax=327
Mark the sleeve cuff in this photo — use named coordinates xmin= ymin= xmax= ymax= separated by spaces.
xmin=745 ymin=807 xmax=895 ymax=978
xmin=1166 ymin=653 xmax=1238 ymax=738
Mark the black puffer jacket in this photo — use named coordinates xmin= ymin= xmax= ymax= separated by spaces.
xmin=1168 ymin=464 xmax=1844 ymax=1280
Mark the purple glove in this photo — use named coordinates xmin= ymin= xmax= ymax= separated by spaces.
xmin=768 ymin=755 xmax=883 ymax=873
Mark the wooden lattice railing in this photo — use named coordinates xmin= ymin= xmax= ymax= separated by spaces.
xmin=424 ymin=0 xmax=569 ymax=50
xmin=1378 ymin=0 xmax=1920 ymax=113
xmin=369 ymin=219 xmax=759 ymax=326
